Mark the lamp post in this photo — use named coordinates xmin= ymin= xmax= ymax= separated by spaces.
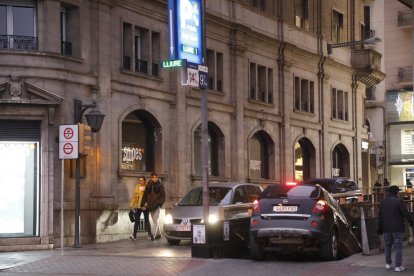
xmin=73 ymin=99 xmax=105 ymax=247
xmin=327 ymin=37 xmax=382 ymax=54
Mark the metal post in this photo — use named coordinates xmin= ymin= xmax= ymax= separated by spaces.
xmin=74 ymin=156 xmax=81 ymax=247
xmin=74 ymin=99 xmax=82 ymax=248
xmin=201 ymin=0 xmax=209 ymax=224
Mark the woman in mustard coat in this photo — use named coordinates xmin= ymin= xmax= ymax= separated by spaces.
xmin=129 ymin=176 xmax=153 ymax=241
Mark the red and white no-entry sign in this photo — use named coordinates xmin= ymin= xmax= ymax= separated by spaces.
xmin=59 ymin=124 xmax=79 ymax=159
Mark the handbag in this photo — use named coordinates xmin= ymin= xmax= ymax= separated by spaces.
xmin=128 ymin=210 xmax=135 ymax=223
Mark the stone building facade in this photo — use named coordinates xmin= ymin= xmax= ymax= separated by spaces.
xmin=0 ymin=0 xmax=383 ymax=250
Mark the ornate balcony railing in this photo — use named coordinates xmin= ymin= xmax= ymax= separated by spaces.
xmin=0 ymin=35 xmax=38 ymax=51
xmin=61 ymin=41 xmax=72 ymax=56
xmin=135 ymin=59 xmax=148 ymax=74
xmin=351 ymin=48 xmax=385 ymax=87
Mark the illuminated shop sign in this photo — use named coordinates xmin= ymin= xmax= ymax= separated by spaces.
xmin=387 ymin=90 xmax=414 ymax=123
xmin=168 ymin=0 xmax=203 ymax=64
xmin=121 ymin=145 xmax=144 ymax=171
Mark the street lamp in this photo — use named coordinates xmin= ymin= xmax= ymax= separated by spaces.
xmin=73 ymin=99 xmax=105 ymax=247
xmin=327 ymin=37 xmax=382 ymax=55
xmin=74 ymin=99 xmax=105 ymax=131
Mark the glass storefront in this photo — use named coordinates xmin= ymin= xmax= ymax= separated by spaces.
xmin=0 ymin=141 xmax=39 ymax=237
xmin=386 ymin=90 xmax=414 ymax=189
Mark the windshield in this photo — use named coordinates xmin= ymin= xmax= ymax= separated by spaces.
xmin=260 ymin=184 xmax=321 ymax=199
xmin=179 ymin=187 xmax=232 ymax=206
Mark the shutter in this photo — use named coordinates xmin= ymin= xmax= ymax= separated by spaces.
xmin=0 ymin=120 xmax=40 ymax=140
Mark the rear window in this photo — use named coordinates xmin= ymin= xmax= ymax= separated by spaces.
xmin=260 ymin=184 xmax=321 ymax=199
xmin=178 ymin=187 xmax=231 ymax=206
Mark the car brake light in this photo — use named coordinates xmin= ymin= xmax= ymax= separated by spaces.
xmin=286 ymin=182 xmax=297 ymax=186
xmin=312 ymin=199 xmax=328 ymax=215
xmin=253 ymin=200 xmax=260 ymax=214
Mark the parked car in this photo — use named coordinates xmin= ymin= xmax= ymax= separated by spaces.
xmin=302 ymin=178 xmax=362 ymax=204
xmin=302 ymin=178 xmax=359 ymax=194
xmin=249 ymin=184 xmax=361 ymax=261
xmin=163 ymin=182 xmax=263 ymax=245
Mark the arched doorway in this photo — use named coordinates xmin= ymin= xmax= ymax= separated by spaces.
xmin=294 ymin=137 xmax=316 ymax=182
xmin=193 ymin=121 xmax=225 ymax=176
xmin=249 ymin=130 xmax=275 ymax=179
xmin=332 ymin=143 xmax=350 ymax=177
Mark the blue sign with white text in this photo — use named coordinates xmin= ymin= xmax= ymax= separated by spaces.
xmin=169 ymin=0 xmax=203 ymax=65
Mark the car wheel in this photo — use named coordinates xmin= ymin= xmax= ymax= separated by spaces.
xmin=167 ymin=238 xmax=180 ymax=245
xmin=249 ymin=234 xmax=265 ymax=261
xmin=321 ymin=228 xmax=338 ymax=261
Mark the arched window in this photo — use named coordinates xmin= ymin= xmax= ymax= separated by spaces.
xmin=295 ymin=138 xmax=316 ymax=182
xmin=193 ymin=122 xmax=224 ymax=176
xmin=249 ymin=131 xmax=275 ymax=179
xmin=332 ymin=143 xmax=350 ymax=177
xmin=121 ymin=110 xmax=161 ymax=172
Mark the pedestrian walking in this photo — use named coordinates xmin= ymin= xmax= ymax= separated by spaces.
xmin=142 ymin=172 xmax=166 ymax=240
xmin=129 ymin=176 xmax=153 ymax=241
xmin=378 ymin=185 xmax=413 ymax=272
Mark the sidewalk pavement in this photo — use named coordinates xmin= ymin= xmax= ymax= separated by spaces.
xmin=1 ymin=237 xmax=414 ymax=276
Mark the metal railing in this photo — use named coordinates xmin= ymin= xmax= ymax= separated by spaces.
xmin=61 ymin=41 xmax=72 ymax=56
xmin=0 ymin=35 xmax=38 ymax=51
xmin=135 ymin=59 xmax=148 ymax=74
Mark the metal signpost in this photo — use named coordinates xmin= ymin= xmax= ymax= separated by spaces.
xmin=58 ymin=124 xmax=79 ymax=250
xmin=166 ymin=0 xmax=209 ymax=225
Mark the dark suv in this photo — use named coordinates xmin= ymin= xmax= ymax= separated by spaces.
xmin=302 ymin=178 xmax=359 ymax=194
xmin=249 ymin=184 xmax=361 ymax=261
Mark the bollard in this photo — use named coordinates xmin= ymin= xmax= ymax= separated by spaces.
xmin=360 ymin=206 xmax=370 ymax=255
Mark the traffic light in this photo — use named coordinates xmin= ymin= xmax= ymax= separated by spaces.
xmin=78 ymin=123 xmax=92 ymax=155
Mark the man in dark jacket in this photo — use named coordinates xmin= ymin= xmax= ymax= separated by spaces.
xmin=378 ymin=185 xmax=413 ymax=272
xmin=142 ymin=172 xmax=165 ymax=240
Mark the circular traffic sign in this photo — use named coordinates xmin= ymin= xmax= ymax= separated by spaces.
xmin=64 ymin=127 xmax=74 ymax=140
xmin=63 ymin=143 xmax=74 ymax=154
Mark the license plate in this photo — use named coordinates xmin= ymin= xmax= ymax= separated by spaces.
xmin=177 ymin=225 xmax=191 ymax=231
xmin=273 ymin=205 xmax=298 ymax=212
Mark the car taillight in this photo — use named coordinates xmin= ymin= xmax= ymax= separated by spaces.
xmin=312 ymin=199 xmax=328 ymax=215
xmin=286 ymin=181 xmax=297 ymax=186
xmin=253 ymin=199 xmax=260 ymax=214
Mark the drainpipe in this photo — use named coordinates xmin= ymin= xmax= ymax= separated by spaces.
xmin=277 ymin=1 xmax=285 ymax=183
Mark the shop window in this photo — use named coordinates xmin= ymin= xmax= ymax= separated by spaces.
xmin=206 ymin=49 xmax=223 ymax=92
xmin=0 ymin=120 xmax=41 ymax=238
xmin=193 ymin=122 xmax=224 ymax=177
xmin=249 ymin=131 xmax=275 ymax=179
xmin=0 ymin=1 xmax=37 ymax=51
xmin=331 ymin=88 xmax=349 ymax=121
xmin=60 ymin=3 xmax=80 ymax=56
xmin=295 ymin=0 xmax=309 ymax=29
xmin=294 ymin=75 xmax=314 ymax=113
xmin=122 ymin=21 xmax=160 ymax=77
xmin=249 ymin=62 xmax=273 ymax=104
xmin=332 ymin=10 xmax=343 ymax=43
xmin=121 ymin=110 xmax=162 ymax=173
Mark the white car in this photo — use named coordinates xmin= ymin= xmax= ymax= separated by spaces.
xmin=163 ymin=182 xmax=263 ymax=245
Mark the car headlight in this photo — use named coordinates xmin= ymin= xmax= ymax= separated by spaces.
xmin=208 ymin=214 xmax=219 ymax=224
xmin=164 ymin=214 xmax=173 ymax=224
